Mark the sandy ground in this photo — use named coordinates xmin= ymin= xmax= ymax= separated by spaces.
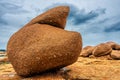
xmin=0 ymin=56 xmax=120 ymax=80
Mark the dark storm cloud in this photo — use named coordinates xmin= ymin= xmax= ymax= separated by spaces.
xmin=68 ymin=6 xmax=106 ymax=25
xmin=104 ymin=21 xmax=120 ymax=32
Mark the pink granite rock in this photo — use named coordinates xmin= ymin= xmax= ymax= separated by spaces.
xmin=7 ymin=6 xmax=82 ymax=77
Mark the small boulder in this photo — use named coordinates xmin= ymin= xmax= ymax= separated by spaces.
xmin=80 ymin=46 xmax=94 ymax=57
xmin=92 ymin=43 xmax=112 ymax=57
xmin=110 ymin=50 xmax=120 ymax=60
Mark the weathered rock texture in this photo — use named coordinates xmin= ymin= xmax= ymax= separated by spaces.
xmin=7 ymin=6 xmax=82 ymax=77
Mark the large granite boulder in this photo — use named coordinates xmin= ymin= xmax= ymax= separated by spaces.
xmin=7 ymin=6 xmax=82 ymax=77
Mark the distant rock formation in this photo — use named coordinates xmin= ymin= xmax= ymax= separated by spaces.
xmin=7 ymin=6 xmax=82 ymax=77
xmin=80 ymin=41 xmax=120 ymax=60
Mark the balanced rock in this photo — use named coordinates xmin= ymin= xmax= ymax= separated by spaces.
xmin=92 ymin=43 xmax=112 ymax=57
xmin=106 ymin=41 xmax=120 ymax=50
xmin=110 ymin=50 xmax=120 ymax=60
xmin=7 ymin=6 xmax=82 ymax=77
xmin=80 ymin=46 xmax=94 ymax=57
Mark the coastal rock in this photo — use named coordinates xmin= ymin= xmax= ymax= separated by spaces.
xmin=7 ymin=6 xmax=82 ymax=77
xmin=110 ymin=50 xmax=120 ymax=60
xmin=80 ymin=46 xmax=94 ymax=57
xmin=92 ymin=43 xmax=112 ymax=57
xmin=106 ymin=41 xmax=120 ymax=50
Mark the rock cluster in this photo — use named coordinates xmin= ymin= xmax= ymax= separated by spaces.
xmin=80 ymin=41 xmax=120 ymax=60
xmin=7 ymin=6 xmax=82 ymax=77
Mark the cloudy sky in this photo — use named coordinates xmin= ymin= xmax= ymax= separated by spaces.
xmin=0 ymin=0 xmax=120 ymax=49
